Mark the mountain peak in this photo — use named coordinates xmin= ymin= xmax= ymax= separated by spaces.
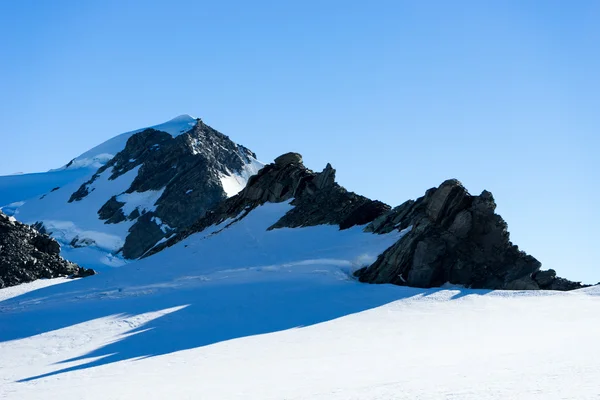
xmin=59 ymin=115 xmax=200 ymax=172
xmin=168 ymin=114 xmax=197 ymax=122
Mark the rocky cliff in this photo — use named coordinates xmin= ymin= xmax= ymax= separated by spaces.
xmin=147 ymin=152 xmax=583 ymax=291
xmin=356 ymin=179 xmax=583 ymax=290
xmin=0 ymin=211 xmax=95 ymax=288
xmin=148 ymin=152 xmax=389 ymax=256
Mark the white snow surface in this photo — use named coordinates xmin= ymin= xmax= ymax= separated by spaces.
xmin=1 ymin=201 xmax=599 ymax=399
xmin=116 ymin=188 xmax=165 ymax=217
xmin=0 ymin=168 xmax=96 ymax=208
xmin=59 ymin=114 xmax=197 ymax=171
xmin=2 ymin=114 xmax=267 ymax=269
xmin=0 ymin=116 xmax=196 ymax=208
xmin=219 ymin=157 xmax=264 ymax=197
xmin=12 ymin=166 xmax=143 ymax=268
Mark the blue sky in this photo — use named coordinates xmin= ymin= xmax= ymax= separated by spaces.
xmin=0 ymin=0 xmax=598 ymax=282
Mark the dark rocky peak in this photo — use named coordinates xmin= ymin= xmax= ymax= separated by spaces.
xmin=147 ymin=152 xmax=390 ymax=257
xmin=67 ymin=128 xmax=174 ymax=203
xmin=143 ymin=154 xmax=584 ymax=292
xmin=357 ymin=179 xmax=585 ymax=291
xmin=241 ymin=152 xmax=388 ymax=229
xmin=62 ymin=119 xmax=261 ymax=260
xmin=0 ymin=211 xmax=95 ymax=288
xmin=182 ymin=121 xmax=257 ymax=176
xmin=314 ymin=163 xmax=336 ymax=190
xmin=240 ymin=152 xmax=313 ymax=203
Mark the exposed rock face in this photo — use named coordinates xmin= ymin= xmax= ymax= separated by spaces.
xmin=0 ymin=211 xmax=95 ymax=288
xmin=65 ymin=121 xmax=260 ymax=259
xmin=356 ymin=179 xmax=584 ymax=291
xmin=147 ymin=153 xmax=390 ymax=256
xmin=24 ymin=124 xmax=585 ymax=293
xmin=147 ymin=155 xmax=584 ymax=291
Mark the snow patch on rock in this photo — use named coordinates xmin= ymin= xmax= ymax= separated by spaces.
xmin=117 ymin=188 xmax=165 ymax=217
xmin=219 ymin=157 xmax=264 ymax=198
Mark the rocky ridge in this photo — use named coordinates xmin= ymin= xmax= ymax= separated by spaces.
xmin=356 ymin=179 xmax=584 ymax=290
xmin=147 ymin=152 xmax=389 ymax=256
xmin=149 ymin=153 xmax=583 ymax=291
xmin=0 ymin=211 xmax=95 ymax=288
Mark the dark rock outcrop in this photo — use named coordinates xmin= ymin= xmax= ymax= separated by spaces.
xmin=147 ymin=152 xmax=390 ymax=256
xmin=0 ymin=211 xmax=95 ymax=288
xmin=97 ymin=196 xmax=127 ymax=223
xmin=355 ymin=179 xmax=584 ymax=291
xmin=274 ymin=152 xmax=302 ymax=166
xmin=147 ymin=155 xmax=585 ymax=291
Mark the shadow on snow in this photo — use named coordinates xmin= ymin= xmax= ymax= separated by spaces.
xmin=0 ymin=273 xmax=488 ymax=382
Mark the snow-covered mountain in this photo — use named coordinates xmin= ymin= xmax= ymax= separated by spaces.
xmin=0 ymin=115 xmax=199 ymax=209
xmin=0 ymin=114 xmax=585 ymax=290
xmin=1 ymin=114 xmax=597 ymax=399
xmin=1 ymin=115 xmax=262 ymax=269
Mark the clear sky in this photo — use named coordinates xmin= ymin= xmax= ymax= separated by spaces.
xmin=0 ymin=0 xmax=598 ymax=283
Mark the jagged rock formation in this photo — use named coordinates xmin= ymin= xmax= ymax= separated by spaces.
xmin=63 ymin=120 xmax=260 ymax=259
xmin=10 ymin=123 xmax=585 ymax=292
xmin=356 ymin=179 xmax=584 ymax=291
xmin=0 ymin=211 xmax=95 ymax=288
xmin=151 ymin=155 xmax=583 ymax=291
xmin=148 ymin=152 xmax=389 ymax=256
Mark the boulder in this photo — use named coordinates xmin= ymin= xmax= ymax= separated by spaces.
xmin=533 ymin=269 xmax=557 ymax=288
xmin=274 ymin=152 xmax=302 ymax=166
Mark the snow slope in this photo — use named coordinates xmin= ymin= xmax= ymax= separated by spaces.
xmin=219 ymin=157 xmax=264 ymax=197
xmin=55 ymin=114 xmax=198 ymax=171
xmin=0 ymin=168 xmax=95 ymax=211
xmin=0 ymin=115 xmax=197 ymax=209
xmin=1 ymin=114 xmax=263 ymax=268
xmin=12 ymin=166 xmax=143 ymax=268
xmin=1 ymin=202 xmax=599 ymax=399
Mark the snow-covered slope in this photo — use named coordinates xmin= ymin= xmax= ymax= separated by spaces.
xmin=14 ymin=166 xmax=143 ymax=267
xmin=0 ymin=167 xmax=96 ymax=211
xmin=0 ymin=115 xmax=198 ymax=209
xmin=2 ymin=115 xmax=263 ymax=269
xmin=56 ymin=114 xmax=199 ymax=171
xmin=1 ymin=202 xmax=599 ymax=399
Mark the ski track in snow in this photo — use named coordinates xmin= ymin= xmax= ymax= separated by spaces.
xmin=1 ymin=202 xmax=600 ymax=399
